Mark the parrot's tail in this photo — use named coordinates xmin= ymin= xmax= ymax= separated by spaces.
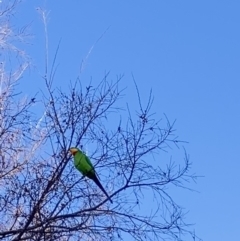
xmin=91 ymin=174 xmax=113 ymax=204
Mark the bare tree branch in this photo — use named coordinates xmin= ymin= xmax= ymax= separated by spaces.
xmin=0 ymin=3 xmax=202 ymax=241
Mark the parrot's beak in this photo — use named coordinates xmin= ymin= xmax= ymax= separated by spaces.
xmin=69 ymin=150 xmax=73 ymax=155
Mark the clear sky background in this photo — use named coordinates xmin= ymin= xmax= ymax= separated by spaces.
xmin=9 ymin=1 xmax=240 ymax=240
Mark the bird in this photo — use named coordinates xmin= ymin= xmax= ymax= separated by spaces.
xmin=69 ymin=147 xmax=113 ymax=203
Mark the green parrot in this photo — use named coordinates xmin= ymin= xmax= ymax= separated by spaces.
xmin=69 ymin=147 xmax=113 ymax=203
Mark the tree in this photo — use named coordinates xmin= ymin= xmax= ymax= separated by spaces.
xmin=0 ymin=2 xmax=200 ymax=241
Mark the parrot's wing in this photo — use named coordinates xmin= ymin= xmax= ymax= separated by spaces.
xmin=85 ymin=155 xmax=94 ymax=170
xmin=74 ymin=152 xmax=92 ymax=175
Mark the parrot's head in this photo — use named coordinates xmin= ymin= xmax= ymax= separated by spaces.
xmin=69 ymin=147 xmax=80 ymax=156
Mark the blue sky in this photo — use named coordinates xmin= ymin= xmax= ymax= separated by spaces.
xmin=11 ymin=1 xmax=240 ymax=240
